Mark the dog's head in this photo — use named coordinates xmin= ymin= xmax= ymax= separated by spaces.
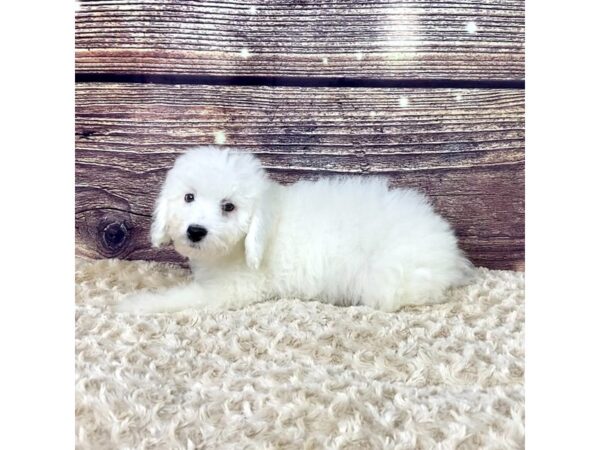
xmin=151 ymin=146 xmax=271 ymax=268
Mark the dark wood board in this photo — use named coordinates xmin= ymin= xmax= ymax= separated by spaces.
xmin=75 ymin=83 xmax=524 ymax=270
xmin=75 ymin=0 xmax=524 ymax=81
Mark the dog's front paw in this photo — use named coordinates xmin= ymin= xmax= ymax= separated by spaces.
xmin=114 ymin=292 xmax=162 ymax=314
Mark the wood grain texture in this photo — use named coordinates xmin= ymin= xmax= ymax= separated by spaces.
xmin=75 ymin=83 xmax=524 ymax=269
xmin=75 ymin=0 xmax=524 ymax=81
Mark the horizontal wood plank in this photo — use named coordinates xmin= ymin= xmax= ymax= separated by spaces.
xmin=76 ymin=83 xmax=524 ymax=270
xmin=76 ymin=0 xmax=524 ymax=81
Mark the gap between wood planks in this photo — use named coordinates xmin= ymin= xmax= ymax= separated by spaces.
xmin=75 ymin=73 xmax=524 ymax=90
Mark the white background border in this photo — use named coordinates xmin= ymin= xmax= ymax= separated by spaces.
xmin=1 ymin=1 xmax=74 ymax=448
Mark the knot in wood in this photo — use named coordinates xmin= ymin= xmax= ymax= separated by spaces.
xmin=99 ymin=220 xmax=130 ymax=255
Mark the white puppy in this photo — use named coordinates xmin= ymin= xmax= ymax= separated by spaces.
xmin=117 ymin=146 xmax=472 ymax=314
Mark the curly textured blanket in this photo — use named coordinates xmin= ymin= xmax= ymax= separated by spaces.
xmin=75 ymin=258 xmax=524 ymax=449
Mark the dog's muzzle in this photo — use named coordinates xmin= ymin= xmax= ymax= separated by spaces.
xmin=187 ymin=225 xmax=208 ymax=243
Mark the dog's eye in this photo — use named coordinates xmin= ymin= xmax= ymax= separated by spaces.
xmin=222 ymin=202 xmax=235 ymax=213
xmin=184 ymin=193 xmax=195 ymax=203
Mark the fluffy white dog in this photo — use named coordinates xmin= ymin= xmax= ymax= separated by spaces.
xmin=117 ymin=146 xmax=472 ymax=314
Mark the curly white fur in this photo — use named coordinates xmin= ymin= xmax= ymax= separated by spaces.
xmin=117 ymin=146 xmax=473 ymax=314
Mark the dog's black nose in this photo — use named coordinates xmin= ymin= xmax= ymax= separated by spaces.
xmin=187 ymin=225 xmax=208 ymax=242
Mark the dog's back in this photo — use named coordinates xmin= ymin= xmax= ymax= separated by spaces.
xmin=262 ymin=176 xmax=472 ymax=310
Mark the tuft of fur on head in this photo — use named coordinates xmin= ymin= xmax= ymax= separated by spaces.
xmin=150 ymin=146 xmax=271 ymax=265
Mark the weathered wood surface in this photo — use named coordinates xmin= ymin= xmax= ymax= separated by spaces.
xmin=75 ymin=0 xmax=524 ymax=81
xmin=75 ymin=83 xmax=524 ymax=269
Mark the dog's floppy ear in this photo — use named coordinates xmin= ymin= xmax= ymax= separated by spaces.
xmin=244 ymin=199 xmax=273 ymax=270
xmin=150 ymin=186 xmax=171 ymax=248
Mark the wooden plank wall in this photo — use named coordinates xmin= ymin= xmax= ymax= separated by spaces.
xmin=75 ymin=0 xmax=525 ymax=270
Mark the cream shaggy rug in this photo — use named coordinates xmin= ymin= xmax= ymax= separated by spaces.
xmin=75 ymin=258 xmax=524 ymax=449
